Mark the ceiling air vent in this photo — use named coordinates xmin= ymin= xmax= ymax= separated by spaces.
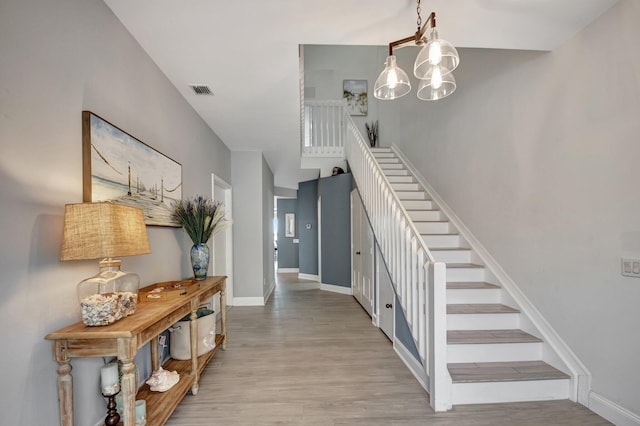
xmin=189 ymin=84 xmax=213 ymax=95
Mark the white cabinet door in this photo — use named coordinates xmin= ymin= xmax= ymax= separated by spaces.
xmin=351 ymin=190 xmax=374 ymax=316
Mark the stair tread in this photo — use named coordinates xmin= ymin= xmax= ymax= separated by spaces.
xmin=447 ymin=282 xmax=500 ymax=289
xmin=446 ymin=263 xmax=484 ymax=269
xmin=447 ymin=304 xmax=519 ymax=314
xmin=413 ymin=220 xmax=449 ymax=224
xmin=431 ymin=247 xmax=470 ymax=251
xmin=421 ymin=233 xmax=459 ymax=236
xmin=448 ymin=329 xmax=542 ymax=344
xmin=448 ymin=361 xmax=569 ymax=383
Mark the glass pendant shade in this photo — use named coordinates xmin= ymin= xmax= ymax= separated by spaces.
xmin=416 ymin=64 xmax=456 ymax=101
xmin=414 ymin=29 xmax=459 ymax=79
xmin=373 ymin=55 xmax=411 ymax=100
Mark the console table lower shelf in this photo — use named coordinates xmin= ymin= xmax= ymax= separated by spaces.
xmin=137 ymin=334 xmax=224 ymax=424
xmin=45 ymin=276 xmax=227 ymax=426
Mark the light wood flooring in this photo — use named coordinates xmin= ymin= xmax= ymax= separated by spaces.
xmin=165 ymin=273 xmax=610 ymax=425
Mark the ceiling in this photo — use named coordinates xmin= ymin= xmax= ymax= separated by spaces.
xmin=103 ymin=0 xmax=618 ymax=190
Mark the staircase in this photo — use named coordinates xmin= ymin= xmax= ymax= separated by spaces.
xmin=372 ymin=147 xmax=571 ymax=405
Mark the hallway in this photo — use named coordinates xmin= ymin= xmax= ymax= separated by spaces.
xmin=165 ymin=274 xmax=609 ymax=425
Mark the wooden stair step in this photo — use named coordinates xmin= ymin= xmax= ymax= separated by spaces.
xmin=447 ymin=282 xmax=500 ymax=290
xmin=448 ymin=329 xmax=542 ymax=344
xmin=448 ymin=361 xmax=569 ymax=383
xmin=447 ymin=304 xmax=519 ymax=314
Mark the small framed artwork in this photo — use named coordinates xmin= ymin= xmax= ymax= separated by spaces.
xmin=82 ymin=111 xmax=183 ymax=227
xmin=285 ymin=213 xmax=296 ymax=237
xmin=343 ymin=79 xmax=368 ymax=116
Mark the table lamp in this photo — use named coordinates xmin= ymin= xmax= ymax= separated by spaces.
xmin=60 ymin=202 xmax=151 ymax=326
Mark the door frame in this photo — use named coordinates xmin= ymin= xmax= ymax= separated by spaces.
xmin=212 ymin=174 xmax=234 ymax=306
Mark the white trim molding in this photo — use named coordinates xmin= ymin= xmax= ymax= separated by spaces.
xmin=298 ymin=273 xmax=319 ymax=281
xmin=589 ymin=392 xmax=640 ymax=426
xmin=393 ymin=144 xmax=591 ymax=405
xmin=277 ymin=268 xmax=299 ymax=273
xmin=233 ymin=297 xmax=265 ymax=306
xmin=394 ymin=337 xmax=428 ymax=392
xmin=264 ymin=281 xmax=276 ymax=304
xmin=320 ymin=283 xmax=353 ymax=295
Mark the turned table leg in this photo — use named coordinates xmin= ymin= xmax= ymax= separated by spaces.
xmin=118 ymin=337 xmax=137 ymax=426
xmin=221 ymin=283 xmax=227 ymax=350
xmin=189 ymin=305 xmax=200 ymax=395
xmin=53 ymin=341 xmax=73 ymax=426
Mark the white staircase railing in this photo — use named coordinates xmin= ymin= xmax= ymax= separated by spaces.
xmin=343 ymin=113 xmax=452 ymax=412
xmin=302 ymin=100 xmax=346 ymax=157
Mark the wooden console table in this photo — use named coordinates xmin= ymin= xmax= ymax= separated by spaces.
xmin=45 ymin=276 xmax=227 ymax=426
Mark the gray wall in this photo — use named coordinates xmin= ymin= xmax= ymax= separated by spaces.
xmin=231 ymin=151 xmax=274 ymax=299
xmin=277 ymin=198 xmax=299 ymax=269
xmin=0 ymin=0 xmax=231 ymax=424
xmin=262 ymin=155 xmax=275 ymax=296
xmin=320 ymin=173 xmax=352 ymax=287
xmin=297 ymin=179 xmax=319 ymax=276
xmin=304 ymin=0 xmax=640 ymax=416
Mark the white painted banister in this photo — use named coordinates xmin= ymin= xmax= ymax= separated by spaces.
xmin=343 ymin=113 xmax=452 ymax=411
xmin=302 ymin=100 xmax=346 ymax=156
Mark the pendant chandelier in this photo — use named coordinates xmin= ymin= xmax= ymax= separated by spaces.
xmin=373 ymin=0 xmax=459 ymax=101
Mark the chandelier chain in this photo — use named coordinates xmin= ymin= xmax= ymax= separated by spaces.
xmin=416 ymin=0 xmax=422 ymax=31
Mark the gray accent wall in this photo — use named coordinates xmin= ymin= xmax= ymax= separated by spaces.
xmin=277 ymin=198 xmax=299 ymax=269
xmin=0 ymin=0 xmax=231 ymax=424
xmin=303 ymin=2 xmax=640 ymax=415
xmin=319 ymin=173 xmax=352 ymax=287
xmin=297 ymin=179 xmax=318 ymax=276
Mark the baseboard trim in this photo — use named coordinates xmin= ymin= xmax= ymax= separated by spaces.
xmin=233 ymin=297 xmax=265 ymax=306
xmin=393 ymin=337 xmax=429 ymax=392
xmin=589 ymin=392 xmax=640 ymax=426
xmin=298 ymin=273 xmax=319 ymax=281
xmin=277 ymin=268 xmax=299 ymax=273
xmin=320 ymin=283 xmax=352 ymax=295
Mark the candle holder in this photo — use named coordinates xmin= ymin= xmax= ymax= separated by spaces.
xmin=102 ymin=390 xmax=121 ymax=426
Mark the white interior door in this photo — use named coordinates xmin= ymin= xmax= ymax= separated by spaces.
xmin=212 ymin=174 xmax=233 ymax=308
xmin=351 ymin=190 xmax=374 ymax=316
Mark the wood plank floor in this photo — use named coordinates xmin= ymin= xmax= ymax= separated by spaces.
xmin=165 ymin=273 xmax=610 ymax=425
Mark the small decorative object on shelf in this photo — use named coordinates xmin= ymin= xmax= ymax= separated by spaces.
xmin=365 ymin=120 xmax=379 ymax=147
xmin=135 ymin=399 xmax=147 ymax=426
xmin=171 ymin=196 xmax=230 ymax=280
xmin=101 ymin=362 xmax=121 ymax=426
xmin=60 ymin=202 xmax=151 ymax=326
xmin=145 ymin=366 xmax=180 ymax=392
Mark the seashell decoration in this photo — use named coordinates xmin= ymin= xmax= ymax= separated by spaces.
xmin=80 ymin=292 xmax=137 ymax=326
xmin=145 ymin=366 xmax=180 ymax=392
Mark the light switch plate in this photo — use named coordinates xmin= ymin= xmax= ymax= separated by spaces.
xmin=621 ymin=258 xmax=640 ymax=277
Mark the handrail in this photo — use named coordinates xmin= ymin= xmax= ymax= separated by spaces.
xmin=343 ymin=112 xmax=451 ymax=411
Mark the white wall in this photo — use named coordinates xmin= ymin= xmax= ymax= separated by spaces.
xmin=388 ymin=0 xmax=639 ymax=417
xmin=0 ymin=0 xmax=231 ymax=424
xmin=304 ymin=0 xmax=639 ymax=418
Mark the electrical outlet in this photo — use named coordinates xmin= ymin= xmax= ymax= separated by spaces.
xmin=621 ymin=258 xmax=640 ymax=277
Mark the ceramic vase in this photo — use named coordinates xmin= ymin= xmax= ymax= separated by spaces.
xmin=190 ymin=243 xmax=210 ymax=280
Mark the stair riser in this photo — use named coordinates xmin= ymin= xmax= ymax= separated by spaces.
xmin=447 ymin=313 xmax=520 ymax=330
xmin=403 ymin=200 xmax=437 ymax=210
xmin=380 ymin=163 xmax=405 ymax=170
xmin=387 ymin=176 xmax=415 ymax=183
xmin=447 ymin=342 xmax=542 ymax=363
xmin=422 ymin=234 xmax=460 ymax=248
xmin=377 ymin=158 xmax=401 ymax=164
xmin=447 ymin=268 xmax=485 ymax=282
xmin=414 ymin=222 xmax=451 ymax=234
xmin=407 ymin=210 xmax=442 ymax=221
xmin=391 ymin=183 xmax=420 ymax=191
xmin=384 ymin=169 xmax=411 ymax=176
xmin=446 ymin=288 xmax=500 ymax=304
xmin=431 ymin=250 xmax=471 ymax=263
xmin=451 ymin=379 xmax=570 ymax=405
xmin=396 ymin=191 xmax=428 ymax=200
